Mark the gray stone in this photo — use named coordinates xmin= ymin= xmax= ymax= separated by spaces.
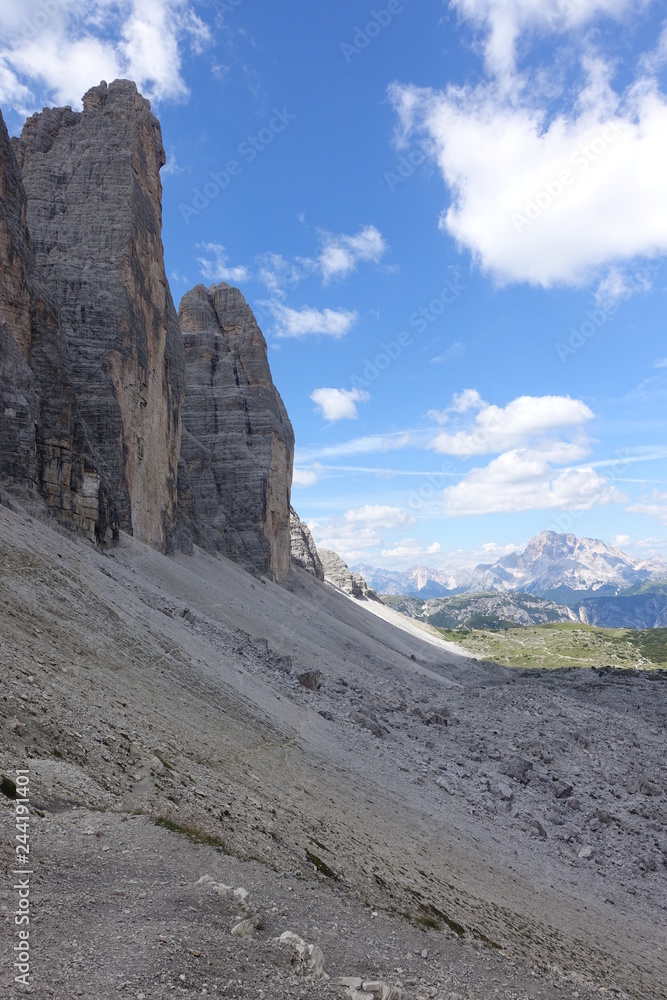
xmin=14 ymin=80 xmax=184 ymax=552
xmin=503 ymin=756 xmax=534 ymax=785
xmin=178 ymin=283 xmax=294 ymax=581
xmin=319 ymin=549 xmax=380 ymax=602
xmin=290 ymin=507 xmax=324 ymax=579
xmin=298 ymin=669 xmax=322 ymax=691
xmin=0 ymin=108 xmax=118 ymax=543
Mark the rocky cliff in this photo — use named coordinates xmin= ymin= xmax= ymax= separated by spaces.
xmin=0 ymin=108 xmax=116 ymax=543
xmin=178 ymin=283 xmax=294 ymax=581
xmin=319 ymin=549 xmax=380 ymax=602
xmin=12 ymin=80 xmax=184 ymax=552
xmin=290 ymin=508 xmax=324 ymax=580
xmin=1 ymin=81 xmax=295 ymax=579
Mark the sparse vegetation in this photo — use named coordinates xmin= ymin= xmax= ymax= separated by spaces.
xmin=305 ymin=848 xmax=338 ymax=880
xmin=435 ymin=621 xmax=667 ymax=670
xmin=154 ymin=816 xmax=228 ymax=852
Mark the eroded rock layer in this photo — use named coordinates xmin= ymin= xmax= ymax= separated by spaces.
xmin=319 ymin=549 xmax=380 ymax=602
xmin=179 ymin=283 xmax=294 ymax=581
xmin=290 ymin=507 xmax=324 ymax=580
xmin=0 ymin=108 xmax=116 ymax=543
xmin=13 ymin=80 xmax=184 ymax=552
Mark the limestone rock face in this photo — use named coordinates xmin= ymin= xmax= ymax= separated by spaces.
xmin=178 ymin=283 xmax=294 ymax=581
xmin=319 ymin=549 xmax=381 ymax=602
xmin=0 ymin=109 xmax=116 ymax=542
xmin=13 ymin=80 xmax=184 ymax=552
xmin=290 ymin=507 xmax=324 ymax=580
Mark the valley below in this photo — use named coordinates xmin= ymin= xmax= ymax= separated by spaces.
xmin=1 ymin=499 xmax=665 ymax=1000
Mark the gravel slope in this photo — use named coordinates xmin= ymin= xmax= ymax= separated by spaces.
xmin=0 ymin=501 xmax=665 ymax=999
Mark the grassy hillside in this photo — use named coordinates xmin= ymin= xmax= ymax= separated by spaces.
xmin=435 ymin=621 xmax=667 ymax=670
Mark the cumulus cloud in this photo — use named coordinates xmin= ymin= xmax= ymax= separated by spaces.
xmin=390 ymin=3 xmax=667 ymax=290
xmin=344 ymin=505 xmax=416 ymax=529
xmin=305 ymin=225 xmax=388 ymax=284
xmin=450 ymin=0 xmax=642 ymax=77
xmin=309 ymin=504 xmax=416 ymax=562
xmin=0 ymin=0 xmax=210 ymax=112
xmin=292 ymin=466 xmax=322 ymax=488
xmin=197 ymin=243 xmax=250 ymax=284
xmin=310 ymin=387 xmax=370 ymax=422
xmin=267 ymin=302 xmax=358 ymax=339
xmin=428 ymin=388 xmax=485 ymax=423
xmin=381 ymin=538 xmax=425 ymax=559
xmin=444 ymin=448 xmax=621 ymax=515
xmin=429 ymin=393 xmax=594 ymax=456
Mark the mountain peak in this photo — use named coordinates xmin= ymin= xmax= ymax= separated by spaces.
xmin=356 ymin=530 xmax=666 ymax=598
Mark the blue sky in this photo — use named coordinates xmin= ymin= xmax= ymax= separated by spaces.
xmin=2 ymin=0 xmax=667 ymax=571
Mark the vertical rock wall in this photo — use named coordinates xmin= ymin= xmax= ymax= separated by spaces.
xmin=13 ymin=80 xmax=184 ymax=552
xmin=0 ymin=109 xmax=116 ymax=542
xmin=179 ymin=283 xmax=294 ymax=581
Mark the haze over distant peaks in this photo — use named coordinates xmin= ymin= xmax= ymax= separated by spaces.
xmin=355 ymin=531 xmax=667 ymax=599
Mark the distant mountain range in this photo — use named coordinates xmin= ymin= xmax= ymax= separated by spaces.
xmin=355 ymin=531 xmax=667 ymax=599
xmin=355 ymin=532 xmax=667 ymax=629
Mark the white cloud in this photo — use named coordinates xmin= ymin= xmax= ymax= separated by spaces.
xmin=309 ymin=504 xmax=416 ymax=562
xmin=429 ymin=393 xmax=594 ymax=456
xmin=256 ymin=253 xmax=303 ymax=299
xmin=429 ymin=341 xmax=466 ymax=365
xmin=444 ymin=448 xmax=621 ymax=515
xmin=428 ymin=388 xmax=485 ymax=423
xmin=427 ymin=541 xmax=442 ymax=554
xmin=381 ymin=538 xmax=425 ymax=560
xmin=197 ymin=243 xmax=249 ymax=285
xmin=292 ymin=465 xmax=322 ymax=488
xmin=594 ymin=263 xmax=654 ymax=307
xmin=309 ymin=518 xmax=382 ymax=561
xmin=450 ymin=0 xmax=643 ymax=77
xmin=344 ymin=505 xmax=416 ymax=529
xmin=654 ymin=357 xmax=667 ymax=368
xmin=310 ymin=387 xmax=370 ymax=422
xmin=305 ymin=225 xmax=388 ymax=284
xmin=267 ymin=302 xmax=358 ymax=339
xmin=296 ymin=431 xmax=418 ymax=460
xmin=0 ymin=0 xmax=210 ymax=113
xmin=162 ymin=145 xmax=183 ymax=176
xmin=390 ymin=5 xmax=667 ymax=292
xmin=627 ymin=490 xmax=667 ymax=525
